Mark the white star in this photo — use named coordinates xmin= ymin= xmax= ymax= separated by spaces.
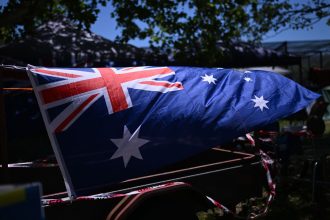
xmin=244 ymin=77 xmax=252 ymax=82
xmin=110 ymin=126 xmax=149 ymax=167
xmin=201 ymin=74 xmax=217 ymax=85
xmin=251 ymin=95 xmax=269 ymax=111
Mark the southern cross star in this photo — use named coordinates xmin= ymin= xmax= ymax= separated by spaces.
xmin=201 ymin=74 xmax=217 ymax=85
xmin=251 ymin=95 xmax=269 ymax=111
xmin=110 ymin=125 xmax=149 ymax=167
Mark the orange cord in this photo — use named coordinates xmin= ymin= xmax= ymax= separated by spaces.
xmin=2 ymin=88 xmax=33 ymax=91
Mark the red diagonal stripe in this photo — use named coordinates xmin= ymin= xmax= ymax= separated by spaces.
xmin=113 ymin=67 xmax=174 ymax=83
xmin=119 ymin=67 xmax=136 ymax=71
xmin=139 ymin=81 xmax=183 ymax=89
xmin=33 ymin=69 xmax=81 ymax=78
xmin=55 ymin=94 xmax=98 ymax=133
xmin=41 ymin=78 xmax=105 ymax=104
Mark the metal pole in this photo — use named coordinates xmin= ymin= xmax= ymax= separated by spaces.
xmin=320 ymin=52 xmax=323 ymax=68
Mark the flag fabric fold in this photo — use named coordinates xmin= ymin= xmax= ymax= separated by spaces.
xmin=27 ymin=66 xmax=319 ymax=197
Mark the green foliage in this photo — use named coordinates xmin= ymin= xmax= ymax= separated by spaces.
xmin=196 ymin=208 xmax=224 ymax=220
xmin=1 ymin=0 xmax=329 ymax=66
xmin=0 ymin=0 xmax=107 ymax=42
xmin=111 ymin=0 xmax=330 ymax=66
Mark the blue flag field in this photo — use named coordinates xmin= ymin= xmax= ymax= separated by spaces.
xmin=27 ymin=66 xmax=319 ymax=197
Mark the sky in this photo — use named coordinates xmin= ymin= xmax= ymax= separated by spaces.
xmin=91 ymin=2 xmax=330 ymax=47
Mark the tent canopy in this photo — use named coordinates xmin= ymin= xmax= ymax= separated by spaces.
xmin=263 ymin=40 xmax=330 ymax=55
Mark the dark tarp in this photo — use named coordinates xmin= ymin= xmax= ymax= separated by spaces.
xmin=263 ymin=40 xmax=330 ymax=55
xmin=215 ymin=40 xmax=301 ymax=67
xmin=0 ymin=19 xmax=168 ymax=67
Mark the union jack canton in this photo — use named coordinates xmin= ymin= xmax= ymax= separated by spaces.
xmin=30 ymin=67 xmax=183 ymax=133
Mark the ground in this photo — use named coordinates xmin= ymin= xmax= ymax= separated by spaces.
xmin=201 ymin=121 xmax=330 ymax=220
xmin=261 ymin=120 xmax=330 ymax=220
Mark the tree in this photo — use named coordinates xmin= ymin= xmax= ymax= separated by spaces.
xmin=1 ymin=0 xmax=329 ymax=66
xmin=110 ymin=0 xmax=330 ymax=66
xmin=0 ymin=0 xmax=107 ymax=42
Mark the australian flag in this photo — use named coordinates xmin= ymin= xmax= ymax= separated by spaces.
xmin=27 ymin=66 xmax=319 ymax=197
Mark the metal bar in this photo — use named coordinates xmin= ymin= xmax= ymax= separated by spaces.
xmin=289 ymin=177 xmax=330 ymax=187
xmin=312 ymin=161 xmax=318 ymax=203
xmin=320 ymin=52 xmax=323 ymax=68
xmin=0 ymin=64 xmax=29 ymax=183
xmin=0 ymin=66 xmax=9 ymax=183
xmin=0 ymin=64 xmax=28 ymax=81
xmin=299 ymin=58 xmax=303 ymax=83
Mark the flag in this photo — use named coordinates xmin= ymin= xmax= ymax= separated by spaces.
xmin=27 ymin=66 xmax=319 ymax=197
xmin=0 ymin=183 xmax=44 ymax=220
